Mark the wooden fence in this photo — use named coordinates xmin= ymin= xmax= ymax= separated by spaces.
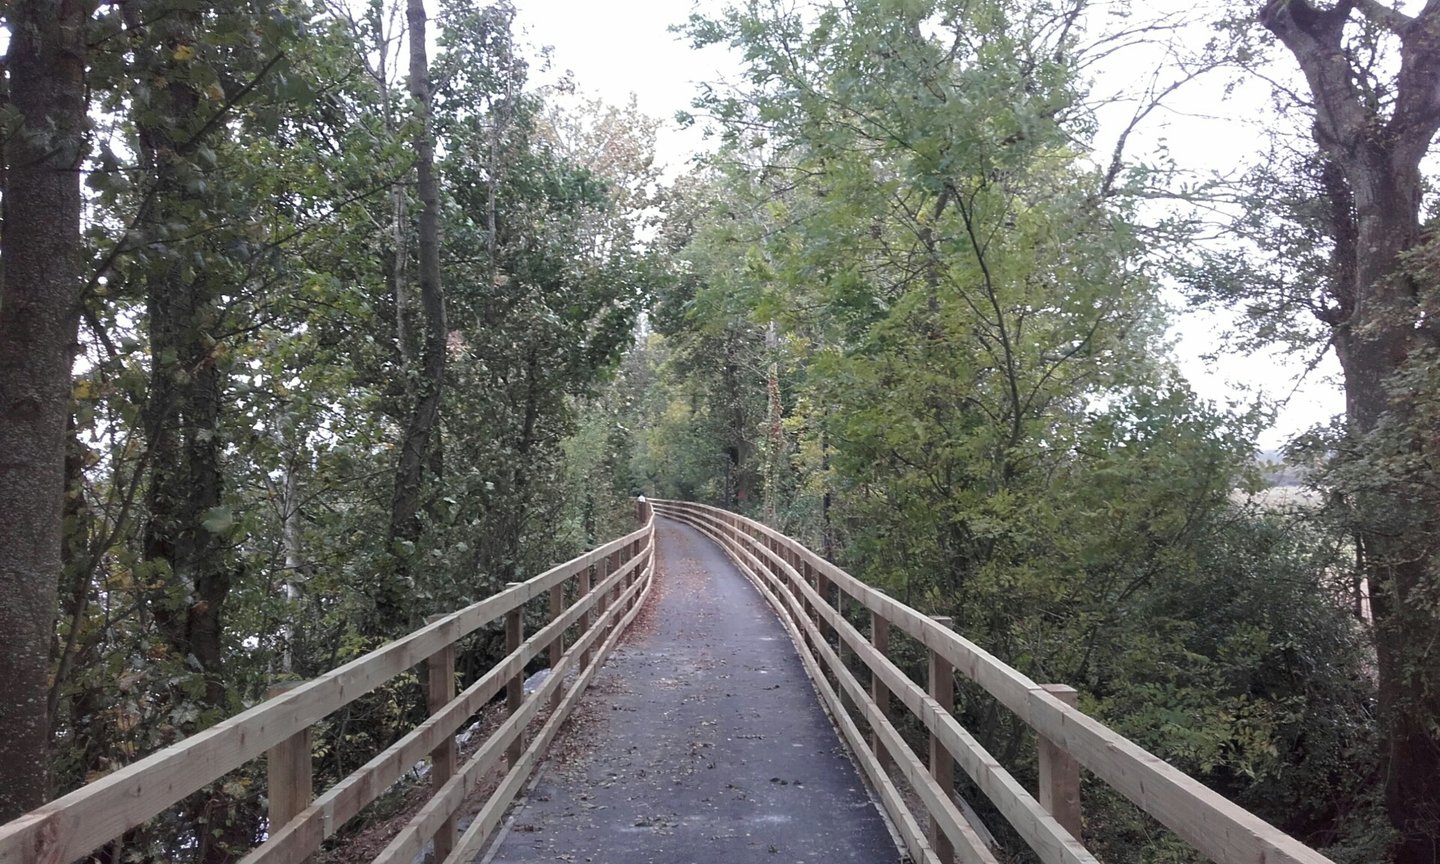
xmin=0 ymin=501 xmax=655 ymax=864
xmin=650 ymin=499 xmax=1335 ymax=864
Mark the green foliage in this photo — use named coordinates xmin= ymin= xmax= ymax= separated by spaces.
xmin=27 ymin=0 xmax=1390 ymax=860
xmin=612 ymin=1 xmax=1386 ymax=860
xmin=48 ymin=1 xmax=668 ymax=858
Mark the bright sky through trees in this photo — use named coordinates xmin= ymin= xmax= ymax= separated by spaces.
xmin=511 ymin=0 xmax=1344 ymax=448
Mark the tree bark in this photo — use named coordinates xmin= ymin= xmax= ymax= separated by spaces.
xmin=1261 ymin=4 xmax=1440 ymax=860
xmin=0 ymin=0 xmax=87 ymax=821
xmin=763 ymin=321 xmax=783 ymax=524
xmin=384 ymin=0 xmax=447 ymax=629
xmin=124 ymin=5 xmax=256 ymax=857
xmin=127 ymin=0 xmax=233 ymax=718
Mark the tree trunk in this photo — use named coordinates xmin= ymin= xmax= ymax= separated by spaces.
xmin=0 ymin=0 xmax=87 ymax=821
xmin=821 ymin=407 xmax=834 ymax=561
xmin=280 ymin=457 xmax=303 ymax=674
xmin=384 ymin=0 xmax=447 ymax=630
xmin=124 ymin=5 xmax=255 ymax=857
xmin=763 ymin=321 xmax=782 ymax=524
xmin=128 ymin=1 xmax=233 ymax=718
xmin=380 ymin=37 xmax=414 ymax=374
xmin=1333 ymin=181 xmax=1440 ymax=864
xmin=722 ymin=329 xmax=752 ymax=507
xmin=1260 ymin=4 xmax=1440 ymax=859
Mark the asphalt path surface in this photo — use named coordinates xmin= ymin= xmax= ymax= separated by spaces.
xmin=482 ymin=517 xmax=899 ymax=864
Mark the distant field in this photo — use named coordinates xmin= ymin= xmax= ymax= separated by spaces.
xmin=1238 ymin=485 xmax=1322 ymax=509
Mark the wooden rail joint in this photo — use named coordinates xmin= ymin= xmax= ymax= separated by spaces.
xmin=1038 ymin=684 xmax=1082 ymax=841
xmin=264 ymin=682 xmax=313 ymax=833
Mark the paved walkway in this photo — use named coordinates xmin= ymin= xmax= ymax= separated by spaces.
xmin=483 ymin=518 xmax=898 ymax=864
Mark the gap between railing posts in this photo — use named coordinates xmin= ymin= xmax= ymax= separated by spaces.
xmin=547 ymin=585 xmax=564 ymax=710
xmin=505 ymin=584 xmax=526 ymax=767
xmin=869 ymin=611 xmax=893 ymax=770
xmin=579 ymin=562 xmax=595 ymax=670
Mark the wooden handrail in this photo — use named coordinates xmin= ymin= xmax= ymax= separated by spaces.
xmin=651 ymin=499 xmax=1336 ymax=864
xmin=0 ymin=501 xmax=655 ymax=864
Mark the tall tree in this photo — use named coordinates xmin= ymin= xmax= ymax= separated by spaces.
xmin=1253 ymin=3 xmax=1440 ymax=859
xmin=125 ymin=0 xmax=233 ymax=715
xmin=661 ymin=3 xmax=1387 ymax=858
xmin=0 ymin=0 xmax=87 ymax=821
xmin=383 ymin=0 xmax=447 ymax=628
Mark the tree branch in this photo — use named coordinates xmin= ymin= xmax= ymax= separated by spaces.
xmin=1388 ymin=3 xmax=1440 ymax=163
xmin=1260 ymin=0 xmax=1369 ymax=156
xmin=1353 ymin=0 xmax=1413 ymax=34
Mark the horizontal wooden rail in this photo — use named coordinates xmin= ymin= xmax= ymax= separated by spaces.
xmin=652 ymin=499 xmax=1335 ymax=864
xmin=0 ymin=501 xmax=655 ymax=864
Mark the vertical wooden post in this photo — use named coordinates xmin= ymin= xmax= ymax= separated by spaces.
xmin=423 ymin=617 xmax=457 ymax=860
xmin=870 ymin=611 xmax=892 ymax=769
xmin=579 ymin=563 xmax=595 ymax=669
xmin=505 ymin=585 xmax=525 ymax=768
xmin=265 ymin=682 xmax=313 ymax=834
xmin=928 ymin=616 xmax=956 ymax=864
xmin=548 ymin=584 xmax=564 ymax=709
xmin=1039 ymin=684 xmax=1083 ymax=841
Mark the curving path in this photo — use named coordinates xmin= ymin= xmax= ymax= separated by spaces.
xmin=481 ymin=518 xmax=899 ymax=864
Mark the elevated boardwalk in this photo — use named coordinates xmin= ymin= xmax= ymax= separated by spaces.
xmin=486 ymin=518 xmax=895 ymax=863
xmin=0 ymin=499 xmax=1338 ymax=864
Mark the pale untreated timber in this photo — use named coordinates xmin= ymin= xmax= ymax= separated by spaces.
xmin=929 ymin=617 xmax=957 ymax=864
xmin=679 ymin=513 xmax=971 ymax=864
xmin=424 ymin=631 xmax=458 ymax=862
xmin=265 ymin=683 xmax=313 ymax=834
xmin=871 ymin=611 xmax=893 ymax=768
xmin=0 ymin=520 xmax=651 ymax=864
xmin=656 ymin=500 xmax=1335 ymax=864
xmin=547 ymin=584 xmax=564 ymax=710
xmin=750 ymin=524 xmax=1095 ymax=864
xmin=372 ymin=552 xmax=652 ymax=864
xmin=670 ymin=504 xmax=1096 ymax=864
xmin=1038 ymin=684 xmax=1081 ymax=843
xmin=241 ymin=532 xmax=651 ymax=864
xmin=442 ymin=558 xmax=656 ymax=864
xmin=579 ymin=562 xmax=595 ymax=669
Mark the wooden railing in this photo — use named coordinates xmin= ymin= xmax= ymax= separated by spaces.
xmin=651 ymin=499 xmax=1334 ymax=864
xmin=0 ymin=500 xmax=655 ymax=864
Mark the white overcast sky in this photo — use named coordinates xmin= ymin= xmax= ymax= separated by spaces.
xmin=508 ymin=0 xmax=1345 ymax=449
